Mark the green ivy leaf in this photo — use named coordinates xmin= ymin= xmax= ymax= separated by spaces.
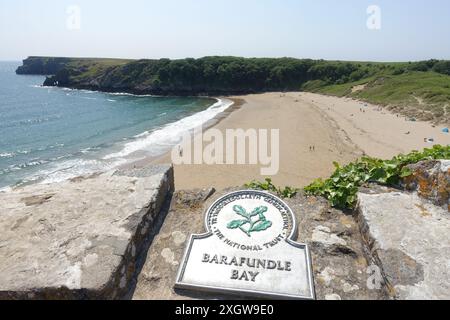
xmin=400 ymin=167 xmax=413 ymax=178
xmin=304 ymin=145 xmax=450 ymax=209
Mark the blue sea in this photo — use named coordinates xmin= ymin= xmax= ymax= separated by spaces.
xmin=0 ymin=61 xmax=231 ymax=189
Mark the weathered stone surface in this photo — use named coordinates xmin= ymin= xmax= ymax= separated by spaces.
xmin=403 ymin=160 xmax=450 ymax=211
xmin=357 ymin=188 xmax=450 ymax=300
xmin=290 ymin=194 xmax=385 ymax=300
xmin=132 ymin=188 xmax=386 ymax=300
xmin=0 ymin=165 xmax=174 ymax=300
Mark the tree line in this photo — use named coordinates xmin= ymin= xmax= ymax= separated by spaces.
xmin=27 ymin=56 xmax=450 ymax=95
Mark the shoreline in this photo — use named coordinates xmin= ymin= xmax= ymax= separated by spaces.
xmin=150 ymin=92 xmax=449 ymax=191
xmin=3 ymin=91 xmax=449 ymax=193
xmin=0 ymin=91 xmax=229 ymax=192
xmin=118 ymin=97 xmax=240 ymax=171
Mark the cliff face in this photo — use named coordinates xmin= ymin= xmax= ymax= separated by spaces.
xmin=16 ymin=57 xmax=70 ymax=75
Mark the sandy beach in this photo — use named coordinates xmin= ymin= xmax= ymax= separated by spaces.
xmin=154 ymin=92 xmax=449 ymax=191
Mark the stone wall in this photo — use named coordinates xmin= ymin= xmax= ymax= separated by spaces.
xmin=0 ymin=165 xmax=174 ymax=299
xmin=1 ymin=160 xmax=448 ymax=300
xmin=356 ymin=160 xmax=450 ymax=300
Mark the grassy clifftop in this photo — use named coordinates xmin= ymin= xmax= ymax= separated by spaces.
xmin=17 ymin=56 xmax=450 ymax=123
xmin=16 ymin=56 xmax=131 ymax=75
xmin=303 ymin=62 xmax=450 ymax=124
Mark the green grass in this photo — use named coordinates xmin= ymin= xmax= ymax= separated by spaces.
xmin=302 ymin=76 xmax=377 ymax=97
xmin=66 ymin=58 xmax=132 ymax=82
xmin=354 ymin=72 xmax=450 ymax=104
xmin=303 ymin=70 xmax=450 ymax=124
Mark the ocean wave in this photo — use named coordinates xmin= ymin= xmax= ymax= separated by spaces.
xmin=2 ymin=150 xmax=33 ymax=159
xmin=34 ymin=157 xmax=127 ymax=185
xmin=0 ymin=115 xmax=62 ymax=129
xmin=0 ymin=186 xmax=12 ymax=193
xmin=15 ymin=159 xmax=49 ymax=169
xmin=107 ymin=92 xmax=155 ymax=97
xmin=31 ymin=84 xmax=159 ymax=98
xmin=1 ymin=95 xmax=231 ymax=190
xmin=80 ymin=146 xmax=100 ymax=154
xmin=9 ymin=144 xmax=132 ymax=186
xmin=102 ymin=98 xmax=233 ymax=160
xmin=30 ymin=85 xmax=53 ymax=89
xmin=1 ymin=145 xmax=62 ymax=159
xmin=34 ymin=143 xmax=65 ymax=152
xmin=0 ymin=159 xmax=48 ymax=175
xmin=0 ymin=152 xmax=15 ymax=158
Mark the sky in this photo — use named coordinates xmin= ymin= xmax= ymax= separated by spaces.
xmin=1 ymin=0 xmax=450 ymax=62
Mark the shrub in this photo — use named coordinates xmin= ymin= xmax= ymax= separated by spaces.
xmin=245 ymin=178 xmax=299 ymax=199
xmin=433 ymin=61 xmax=450 ymax=75
xmin=304 ymin=145 xmax=450 ymax=209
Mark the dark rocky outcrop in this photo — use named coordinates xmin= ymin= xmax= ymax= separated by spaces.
xmin=16 ymin=57 xmax=70 ymax=76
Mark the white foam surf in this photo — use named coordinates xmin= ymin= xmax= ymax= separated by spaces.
xmin=22 ymin=157 xmax=127 ymax=186
xmin=103 ymin=98 xmax=234 ymax=160
xmin=2 ymin=97 xmax=233 ymax=189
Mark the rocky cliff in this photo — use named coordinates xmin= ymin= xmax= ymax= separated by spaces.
xmin=16 ymin=57 xmax=71 ymax=75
